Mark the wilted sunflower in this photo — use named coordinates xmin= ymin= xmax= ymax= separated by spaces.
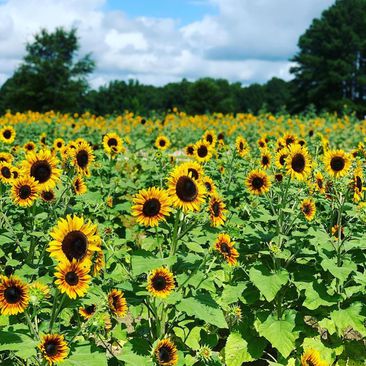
xmin=0 ymin=126 xmax=16 ymax=144
xmin=22 ymin=149 xmax=61 ymax=190
xmin=48 ymin=215 xmax=101 ymax=265
xmin=185 ymin=144 xmax=195 ymax=156
xmin=55 ymin=260 xmax=91 ymax=299
xmin=73 ymin=175 xmax=87 ymax=195
xmin=203 ymin=130 xmax=217 ymax=147
xmin=39 ymin=334 xmax=68 ymax=364
xmin=353 ymin=166 xmax=363 ymax=202
xmin=0 ymin=276 xmax=29 ymax=315
xmin=69 ymin=141 xmax=94 ymax=176
xmin=179 ymin=161 xmax=204 ymax=181
xmin=167 ymin=165 xmax=206 ymax=212
xmin=260 ymin=149 xmax=271 ymax=169
xmin=132 ymin=187 xmax=172 ymax=227
xmin=155 ymin=339 xmax=178 ymax=366
xmin=194 ymin=140 xmax=212 ymax=163
xmin=24 ymin=141 xmax=36 ymax=153
xmin=214 ymin=233 xmax=239 ymax=266
xmin=53 ymin=138 xmax=65 ymax=151
xmin=209 ymin=194 xmax=227 ymax=227
xmin=246 ymin=169 xmax=271 ymax=195
xmin=300 ymin=198 xmax=316 ymax=221
xmin=324 ymin=149 xmax=351 ymax=178
xmin=314 ymin=172 xmax=325 ymax=194
xmin=202 ymin=175 xmax=217 ymax=195
xmin=275 ymin=149 xmax=288 ymax=169
xmin=147 ymin=267 xmax=175 ymax=298
xmin=79 ymin=304 xmax=96 ymax=319
xmin=0 ymin=162 xmax=14 ymax=184
xmin=103 ymin=132 xmax=123 ymax=155
xmin=286 ymin=144 xmax=312 ymax=180
xmin=155 ymin=135 xmax=170 ymax=151
xmin=301 ymin=349 xmax=326 ymax=366
xmin=236 ymin=136 xmax=249 ymax=157
xmin=11 ymin=176 xmax=40 ymax=207
xmin=108 ymin=289 xmax=128 ymax=317
xmin=41 ymin=190 xmax=56 ymax=203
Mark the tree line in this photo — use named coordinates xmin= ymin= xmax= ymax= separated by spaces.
xmin=0 ymin=0 xmax=365 ymax=116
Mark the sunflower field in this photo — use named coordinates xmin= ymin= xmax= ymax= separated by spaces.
xmin=0 ymin=110 xmax=365 ymax=366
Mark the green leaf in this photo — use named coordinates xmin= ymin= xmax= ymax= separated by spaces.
xmin=176 ymin=293 xmax=228 ymax=329
xmin=321 ymin=258 xmax=357 ymax=284
xmin=249 ymin=266 xmax=288 ymax=302
xmin=301 ymin=281 xmax=340 ymax=310
xmin=116 ymin=348 xmax=151 ymax=365
xmin=225 ymin=332 xmax=250 ymax=366
xmin=0 ymin=331 xmax=37 ymax=359
xmin=220 ymin=282 xmax=246 ymax=306
xmin=62 ymin=343 xmax=107 ymax=366
xmin=131 ymin=251 xmax=177 ymax=276
xmin=257 ymin=312 xmax=298 ymax=358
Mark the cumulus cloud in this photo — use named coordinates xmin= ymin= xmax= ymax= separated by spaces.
xmin=0 ymin=0 xmax=335 ymax=87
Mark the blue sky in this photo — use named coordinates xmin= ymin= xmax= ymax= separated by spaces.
xmin=0 ymin=0 xmax=335 ymax=87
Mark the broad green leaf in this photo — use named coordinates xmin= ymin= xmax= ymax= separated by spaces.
xmin=301 ymin=281 xmax=340 ymax=310
xmin=62 ymin=343 xmax=107 ymax=366
xmin=131 ymin=251 xmax=177 ymax=276
xmin=219 ymin=282 xmax=246 ymax=306
xmin=257 ymin=312 xmax=298 ymax=358
xmin=0 ymin=331 xmax=37 ymax=358
xmin=302 ymin=337 xmax=336 ymax=364
xmin=225 ymin=332 xmax=250 ymax=366
xmin=249 ymin=266 xmax=288 ymax=302
xmin=321 ymin=258 xmax=357 ymax=284
xmin=176 ymin=293 xmax=228 ymax=329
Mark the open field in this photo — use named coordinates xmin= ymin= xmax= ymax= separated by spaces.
xmin=0 ymin=111 xmax=365 ymax=365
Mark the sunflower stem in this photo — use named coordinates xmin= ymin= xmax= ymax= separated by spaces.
xmin=170 ymin=209 xmax=181 ymax=257
xmin=48 ymin=290 xmax=60 ymax=332
xmin=155 ymin=225 xmax=163 ymax=259
xmin=24 ymin=309 xmax=39 ymax=340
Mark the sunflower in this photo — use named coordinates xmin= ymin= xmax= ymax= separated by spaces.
xmin=300 ymin=198 xmax=316 ymax=221
xmin=0 ymin=162 xmax=14 ymax=184
xmin=155 ymin=339 xmax=178 ymax=366
xmin=48 ymin=215 xmax=101 ymax=265
xmin=79 ymin=304 xmax=96 ymax=319
xmin=275 ymin=149 xmax=288 ymax=169
xmin=194 ymin=140 xmax=212 ymax=163
xmin=147 ymin=267 xmax=175 ymax=298
xmin=41 ymin=190 xmax=56 ymax=203
xmin=39 ymin=133 xmax=47 ymax=145
xmin=11 ymin=176 xmax=40 ymax=207
xmin=331 ymin=224 xmax=345 ymax=240
xmin=246 ymin=169 xmax=271 ymax=195
xmin=209 ymin=194 xmax=227 ymax=227
xmin=29 ymin=282 xmax=51 ymax=303
xmin=0 ymin=276 xmax=29 ymax=315
xmin=286 ymin=144 xmax=312 ymax=180
xmin=0 ymin=152 xmax=13 ymax=163
xmin=275 ymin=173 xmax=284 ymax=183
xmin=236 ymin=136 xmax=249 ymax=157
xmin=132 ymin=187 xmax=172 ymax=227
xmin=22 ymin=149 xmax=61 ymax=190
xmin=202 ymin=175 xmax=217 ymax=195
xmin=324 ymin=149 xmax=352 ymax=178
xmin=155 ymin=135 xmax=170 ymax=151
xmin=301 ymin=349 xmax=326 ymax=366
xmin=179 ymin=161 xmax=204 ymax=181
xmin=185 ymin=144 xmax=195 ymax=156
xmin=214 ymin=233 xmax=239 ymax=266
xmin=257 ymin=137 xmax=267 ymax=149
xmin=260 ymin=149 xmax=271 ymax=169
xmin=11 ymin=166 xmax=20 ymax=180
xmin=108 ymin=289 xmax=128 ymax=317
xmin=53 ymin=138 xmax=65 ymax=151
xmin=0 ymin=126 xmax=16 ymax=144
xmin=24 ymin=141 xmax=36 ymax=153
xmin=203 ymin=130 xmax=217 ymax=147
xmin=39 ymin=334 xmax=68 ymax=364
xmin=167 ymin=165 xmax=206 ymax=212
xmin=70 ymin=141 xmax=95 ymax=176
xmin=353 ymin=166 xmax=363 ymax=202
xmin=54 ymin=260 xmax=91 ymax=299
xmin=314 ymin=172 xmax=325 ymax=194
xmin=103 ymin=132 xmax=123 ymax=155
xmin=282 ymin=133 xmax=297 ymax=147
xmin=73 ymin=175 xmax=87 ymax=195
xmin=92 ymin=249 xmax=105 ymax=276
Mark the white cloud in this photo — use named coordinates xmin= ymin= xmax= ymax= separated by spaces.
xmin=0 ymin=0 xmax=335 ymax=88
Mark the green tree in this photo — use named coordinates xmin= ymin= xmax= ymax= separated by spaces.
xmin=0 ymin=27 xmax=95 ymax=112
xmin=290 ymin=0 xmax=366 ymax=115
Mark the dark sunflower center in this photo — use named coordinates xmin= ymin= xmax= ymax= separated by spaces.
xmin=41 ymin=137 xmax=46 ymax=144
xmin=57 ymin=142 xmax=62 ymax=148
xmin=62 ymin=231 xmax=87 ymax=261
xmin=76 ymin=150 xmax=89 ymax=168
xmin=65 ymin=271 xmax=79 ymax=286
xmin=1 ymin=166 xmax=11 ymax=178
xmin=239 ymin=142 xmax=244 ymax=150
xmin=302 ymin=204 xmax=311 ymax=215
xmin=159 ymin=139 xmax=166 ymax=147
xmin=197 ymin=145 xmax=208 ymax=158
xmin=259 ymin=142 xmax=265 ymax=148
xmin=330 ymin=156 xmax=345 ymax=172
xmin=152 ymin=275 xmax=167 ymax=291
xmin=212 ymin=202 xmax=220 ymax=217
xmin=0 ymin=157 xmax=6 ymax=162
xmin=286 ymin=137 xmax=294 ymax=145
xmin=317 ymin=179 xmax=323 ymax=189
xmin=356 ymin=176 xmax=362 ymax=191
xmin=275 ymin=174 xmax=283 ymax=182
xmin=26 ymin=144 xmax=34 ymax=150
xmin=108 ymin=138 xmax=117 ymax=147
xmin=206 ymin=134 xmax=213 ymax=143
xmin=309 ymin=130 xmax=314 ymax=137
xmin=19 ymin=185 xmax=32 ymax=199
xmin=187 ymin=146 xmax=194 ymax=155
xmin=45 ymin=342 xmax=58 ymax=356
xmin=74 ymin=179 xmax=80 ymax=191
xmin=111 ymin=295 xmax=119 ymax=309
xmin=305 ymin=361 xmax=315 ymax=366
xmin=42 ymin=191 xmax=54 ymax=201
xmin=279 ymin=155 xmax=287 ymax=166
xmin=12 ymin=171 xmax=19 ymax=179
xmin=220 ymin=243 xmax=231 ymax=255
xmin=252 ymin=177 xmax=264 ymax=189
xmin=262 ymin=156 xmax=269 ymax=165
xmin=205 ymin=182 xmax=212 ymax=192
xmin=30 ymin=160 xmax=51 ymax=183
xmin=176 ymin=176 xmax=198 ymax=202
xmin=85 ymin=304 xmax=96 ymax=314
xmin=188 ymin=168 xmax=199 ymax=180
xmin=142 ymin=198 xmax=161 ymax=217
xmin=291 ymin=153 xmax=305 ymax=173
xmin=218 ymin=133 xmax=224 ymax=140
xmin=4 ymin=286 xmax=21 ymax=303
xmin=159 ymin=346 xmax=172 ymax=362
xmin=3 ymin=130 xmax=11 ymax=139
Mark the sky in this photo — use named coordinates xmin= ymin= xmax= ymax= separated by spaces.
xmin=0 ymin=0 xmax=335 ymax=88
